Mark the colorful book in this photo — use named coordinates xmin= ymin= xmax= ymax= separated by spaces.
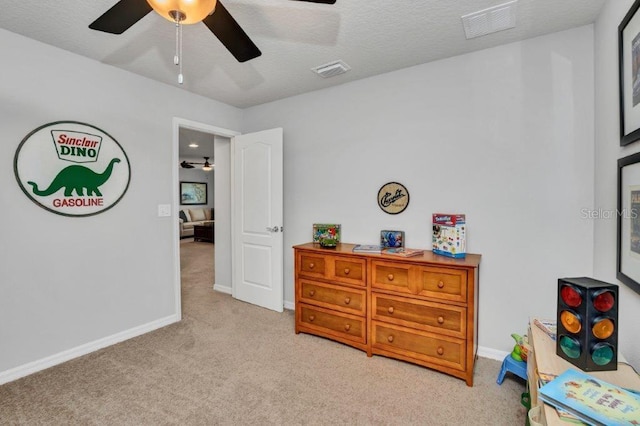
xmin=382 ymin=247 xmax=424 ymax=257
xmin=352 ymin=244 xmax=382 ymax=253
xmin=539 ymin=368 xmax=640 ymax=425
xmin=534 ymin=318 xmax=557 ymax=341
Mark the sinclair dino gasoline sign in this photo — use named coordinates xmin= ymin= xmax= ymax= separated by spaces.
xmin=14 ymin=121 xmax=131 ymax=217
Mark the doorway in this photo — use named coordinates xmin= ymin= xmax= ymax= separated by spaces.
xmin=172 ymin=118 xmax=238 ymax=319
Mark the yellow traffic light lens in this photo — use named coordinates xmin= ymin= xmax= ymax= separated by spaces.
xmin=559 ymin=335 xmax=581 ymax=359
xmin=592 ymin=318 xmax=614 ymax=339
xmin=560 ymin=310 xmax=582 ymax=334
xmin=560 ymin=285 xmax=582 ymax=307
xmin=591 ymin=343 xmax=614 ymax=366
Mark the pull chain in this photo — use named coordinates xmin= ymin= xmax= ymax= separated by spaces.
xmin=174 ymin=21 xmax=184 ymax=84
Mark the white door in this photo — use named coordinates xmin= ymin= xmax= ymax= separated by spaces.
xmin=231 ymin=128 xmax=283 ymax=312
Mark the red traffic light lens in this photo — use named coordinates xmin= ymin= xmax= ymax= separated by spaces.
xmin=593 ymin=291 xmax=615 ymax=312
xmin=591 ymin=343 xmax=615 ymax=366
xmin=560 ymin=310 xmax=582 ymax=334
xmin=592 ymin=317 xmax=614 ymax=339
xmin=560 ymin=285 xmax=582 ymax=307
xmin=559 ymin=335 xmax=581 ymax=359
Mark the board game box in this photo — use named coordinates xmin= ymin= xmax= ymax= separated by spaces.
xmin=432 ymin=213 xmax=466 ymax=258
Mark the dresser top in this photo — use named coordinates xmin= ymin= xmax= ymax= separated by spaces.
xmin=293 ymin=242 xmax=481 ymax=268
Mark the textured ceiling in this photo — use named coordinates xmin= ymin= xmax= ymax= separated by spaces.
xmin=179 ymin=127 xmax=215 ymax=161
xmin=0 ymin=0 xmax=606 ymax=109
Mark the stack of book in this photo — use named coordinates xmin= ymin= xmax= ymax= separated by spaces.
xmin=382 ymin=247 xmax=424 ymax=257
xmin=533 ymin=318 xmax=557 ymax=341
xmin=538 ymin=368 xmax=640 ymax=425
xmin=352 ymin=244 xmax=382 ymax=253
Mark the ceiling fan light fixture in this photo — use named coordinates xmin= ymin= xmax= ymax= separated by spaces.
xmin=146 ymin=0 xmax=217 ymax=24
xmin=202 ymin=157 xmax=213 ymax=171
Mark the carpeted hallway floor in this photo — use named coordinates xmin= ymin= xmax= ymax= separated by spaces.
xmin=0 ymin=240 xmax=528 ymax=425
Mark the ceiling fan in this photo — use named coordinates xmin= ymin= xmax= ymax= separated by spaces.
xmin=89 ymin=0 xmax=337 ymax=63
xmin=181 ymin=157 xmax=213 ymax=171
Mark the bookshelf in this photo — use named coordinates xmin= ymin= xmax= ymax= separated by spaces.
xmin=527 ymin=317 xmax=640 ymax=425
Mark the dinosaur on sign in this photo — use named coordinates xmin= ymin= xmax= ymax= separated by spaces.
xmin=27 ymin=158 xmax=121 ymax=197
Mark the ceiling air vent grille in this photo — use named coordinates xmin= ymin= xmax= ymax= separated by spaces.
xmin=312 ymin=60 xmax=351 ymax=78
xmin=461 ymin=0 xmax=517 ymax=40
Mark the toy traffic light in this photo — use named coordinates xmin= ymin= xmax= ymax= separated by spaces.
xmin=556 ymin=277 xmax=618 ymax=372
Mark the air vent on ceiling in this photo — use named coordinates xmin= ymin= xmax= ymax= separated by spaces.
xmin=461 ymin=0 xmax=517 ymax=40
xmin=312 ymin=60 xmax=351 ymax=78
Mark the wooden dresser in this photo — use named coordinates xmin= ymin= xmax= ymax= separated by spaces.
xmin=294 ymin=242 xmax=481 ymax=386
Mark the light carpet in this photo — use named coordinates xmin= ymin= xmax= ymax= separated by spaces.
xmin=0 ymin=240 xmax=528 ymax=425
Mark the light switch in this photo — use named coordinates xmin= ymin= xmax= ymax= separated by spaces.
xmin=158 ymin=204 xmax=171 ymax=217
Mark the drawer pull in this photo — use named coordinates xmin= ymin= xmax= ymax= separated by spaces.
xmin=387 ymin=335 xmax=394 ymax=343
xmin=309 ymin=315 xmax=315 ymax=322
xmin=387 ymin=274 xmax=394 ymax=281
xmin=437 ymin=316 xmax=444 ymax=324
xmin=344 ymin=268 xmax=350 ymax=275
xmin=344 ymin=324 xmax=351 ymax=331
xmin=437 ymin=280 xmax=444 ymax=288
xmin=437 ymin=346 xmax=444 ymax=355
xmin=344 ymin=297 xmax=351 ymax=305
xmin=309 ymin=263 xmax=315 ymax=269
xmin=388 ymin=306 xmax=395 ymax=314
xmin=309 ymin=290 xmax=315 ymax=297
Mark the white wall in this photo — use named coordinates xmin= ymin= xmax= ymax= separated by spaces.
xmin=594 ymin=0 xmax=640 ymax=368
xmin=213 ymin=136 xmax=232 ymax=292
xmin=0 ymin=29 xmax=242 ymax=381
xmin=242 ymin=25 xmax=596 ymax=355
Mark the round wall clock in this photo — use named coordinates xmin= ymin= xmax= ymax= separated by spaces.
xmin=377 ymin=182 xmax=410 ymax=214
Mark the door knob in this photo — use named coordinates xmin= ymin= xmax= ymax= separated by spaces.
xmin=266 ymin=226 xmax=279 ymax=232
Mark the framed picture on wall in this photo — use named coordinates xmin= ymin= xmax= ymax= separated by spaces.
xmin=617 ymin=152 xmax=640 ymax=295
xmin=180 ymin=181 xmax=207 ymax=205
xmin=619 ymin=0 xmax=640 ymax=146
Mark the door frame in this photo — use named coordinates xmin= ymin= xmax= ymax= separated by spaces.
xmin=172 ymin=117 xmax=239 ymax=319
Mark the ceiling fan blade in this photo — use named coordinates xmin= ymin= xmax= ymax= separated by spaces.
xmin=292 ymin=0 xmax=337 ymax=4
xmin=89 ymin=0 xmax=153 ymax=34
xmin=202 ymin=1 xmax=261 ymax=63
xmin=180 ymin=161 xmax=195 ymax=169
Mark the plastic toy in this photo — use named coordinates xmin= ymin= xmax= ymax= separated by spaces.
xmin=510 ymin=333 xmax=530 ymax=362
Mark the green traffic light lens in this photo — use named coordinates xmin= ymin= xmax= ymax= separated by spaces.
xmin=559 ymin=335 xmax=581 ymax=359
xmin=560 ymin=285 xmax=582 ymax=307
xmin=591 ymin=343 xmax=614 ymax=366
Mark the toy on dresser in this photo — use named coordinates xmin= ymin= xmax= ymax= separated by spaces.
xmin=432 ymin=213 xmax=466 ymax=258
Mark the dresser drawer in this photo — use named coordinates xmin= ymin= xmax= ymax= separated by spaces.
xmin=371 ymin=261 xmax=412 ymax=295
xmin=332 ymin=257 xmax=366 ymax=287
xmin=297 ymin=304 xmax=366 ymax=344
xmin=371 ymin=293 xmax=466 ymax=339
xmin=415 ymin=266 xmax=467 ymax=303
xmin=297 ymin=252 xmax=366 ymax=287
xmin=298 ymin=279 xmax=366 ymax=316
xmin=297 ymin=253 xmax=327 ymax=279
xmin=372 ymin=321 xmax=465 ymax=371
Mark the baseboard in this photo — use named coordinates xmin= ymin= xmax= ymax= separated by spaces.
xmin=283 ymin=300 xmax=294 ymax=310
xmin=213 ymin=283 xmax=232 ymax=294
xmin=0 ymin=314 xmax=179 ymax=385
xmin=478 ymin=345 xmax=509 ymax=361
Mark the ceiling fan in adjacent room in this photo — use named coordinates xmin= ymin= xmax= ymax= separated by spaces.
xmin=181 ymin=157 xmax=213 ymax=171
xmin=89 ymin=0 xmax=337 ymax=67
